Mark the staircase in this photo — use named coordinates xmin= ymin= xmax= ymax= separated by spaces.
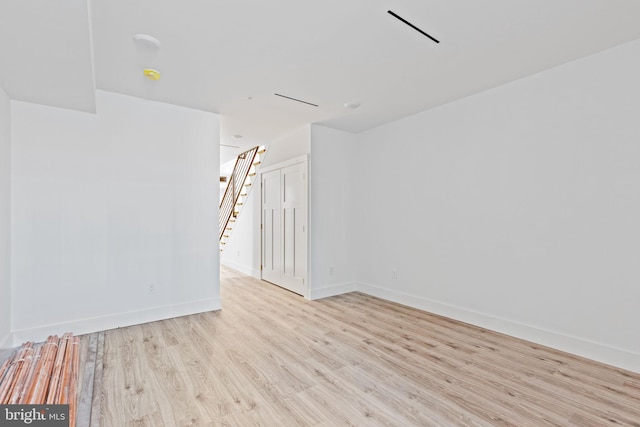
xmin=219 ymin=145 xmax=266 ymax=252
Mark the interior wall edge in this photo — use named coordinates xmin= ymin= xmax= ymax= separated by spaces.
xmin=355 ymin=281 xmax=640 ymax=374
xmin=10 ymin=297 xmax=221 ymax=347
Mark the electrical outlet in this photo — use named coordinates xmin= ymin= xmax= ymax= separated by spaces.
xmin=148 ymin=283 xmax=157 ymax=294
xmin=330 ymin=266 xmax=334 ymax=275
xmin=392 ymin=268 xmax=397 ymax=279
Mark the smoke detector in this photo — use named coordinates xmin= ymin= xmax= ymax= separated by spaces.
xmin=133 ymin=34 xmax=161 ymax=50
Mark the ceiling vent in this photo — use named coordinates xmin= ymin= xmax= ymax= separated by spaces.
xmin=274 ymin=93 xmax=319 ymax=107
xmin=387 ymin=10 xmax=440 ymax=44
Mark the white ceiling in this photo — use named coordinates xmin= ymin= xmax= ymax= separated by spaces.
xmin=2 ymin=0 xmax=640 ymax=155
xmin=0 ymin=0 xmax=96 ymax=112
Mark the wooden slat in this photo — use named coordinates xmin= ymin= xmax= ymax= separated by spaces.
xmin=89 ymin=332 xmax=105 ymax=427
xmin=17 ymin=343 xmax=42 ymax=403
xmin=76 ymin=333 xmax=99 ymax=427
xmin=69 ymin=336 xmax=81 ymax=427
xmin=26 ymin=336 xmax=58 ymax=404
xmin=0 ymin=357 xmax=12 ymax=388
xmin=47 ymin=333 xmax=70 ymax=404
xmin=0 ymin=333 xmax=81 ymax=425
xmin=5 ymin=342 xmax=33 ymax=404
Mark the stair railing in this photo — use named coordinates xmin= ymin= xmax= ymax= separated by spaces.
xmin=219 ymin=146 xmax=259 ymax=241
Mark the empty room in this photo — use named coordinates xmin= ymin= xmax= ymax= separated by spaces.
xmin=1 ymin=1 xmax=639 ymax=426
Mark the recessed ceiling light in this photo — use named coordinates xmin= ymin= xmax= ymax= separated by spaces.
xmin=133 ymin=33 xmax=161 ymax=50
xmin=344 ymin=102 xmax=361 ymax=110
xmin=143 ymin=68 xmax=161 ymax=81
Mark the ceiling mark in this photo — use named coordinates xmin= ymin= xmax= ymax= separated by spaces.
xmin=387 ymin=10 xmax=440 ymax=44
xmin=274 ymin=93 xmax=319 ymax=107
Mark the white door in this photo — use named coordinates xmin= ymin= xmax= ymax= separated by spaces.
xmin=261 ymin=161 xmax=307 ymax=295
xmin=261 ymin=170 xmax=281 ymax=284
xmin=279 ymin=163 xmax=307 ymax=294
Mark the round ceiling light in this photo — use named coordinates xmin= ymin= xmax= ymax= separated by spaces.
xmin=344 ymin=102 xmax=361 ymax=110
xmin=133 ymin=33 xmax=161 ymax=50
xmin=143 ymin=68 xmax=161 ymax=81
xmin=232 ymin=135 xmax=243 ymax=140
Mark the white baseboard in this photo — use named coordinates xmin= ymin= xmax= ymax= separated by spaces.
xmin=221 ymin=259 xmax=260 ymax=278
xmin=308 ymin=282 xmax=357 ymax=300
xmin=10 ymin=298 xmax=221 ymax=346
xmin=356 ymin=282 xmax=640 ymax=374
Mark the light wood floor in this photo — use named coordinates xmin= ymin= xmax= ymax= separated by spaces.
xmin=96 ymin=267 xmax=640 ymax=426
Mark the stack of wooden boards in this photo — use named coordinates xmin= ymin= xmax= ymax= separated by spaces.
xmin=0 ymin=333 xmax=80 ymax=427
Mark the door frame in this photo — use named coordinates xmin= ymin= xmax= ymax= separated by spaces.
xmin=259 ymin=154 xmax=309 ymax=298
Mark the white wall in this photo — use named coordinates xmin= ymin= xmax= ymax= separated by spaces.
xmin=220 ymin=186 xmax=261 ymax=277
xmin=11 ymin=90 xmax=220 ymax=344
xmin=261 ymin=125 xmax=310 ymax=168
xmin=0 ymin=88 xmax=11 ymax=347
xmin=354 ymin=39 xmax=640 ymax=372
xmin=309 ymin=125 xmax=357 ymax=299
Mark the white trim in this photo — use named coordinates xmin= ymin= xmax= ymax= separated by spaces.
xmin=10 ymin=298 xmax=221 ymax=346
xmin=355 ymin=281 xmax=640 ymax=374
xmin=260 ymin=154 xmax=308 ymax=173
xmin=221 ymin=259 xmax=260 ymax=278
xmin=308 ymin=282 xmax=357 ymax=300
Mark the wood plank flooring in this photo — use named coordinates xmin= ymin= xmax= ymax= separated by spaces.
xmin=97 ymin=267 xmax=640 ymax=426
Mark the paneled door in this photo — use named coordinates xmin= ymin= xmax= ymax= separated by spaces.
xmin=261 ymin=161 xmax=307 ymax=295
xmin=261 ymin=170 xmax=281 ymax=285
